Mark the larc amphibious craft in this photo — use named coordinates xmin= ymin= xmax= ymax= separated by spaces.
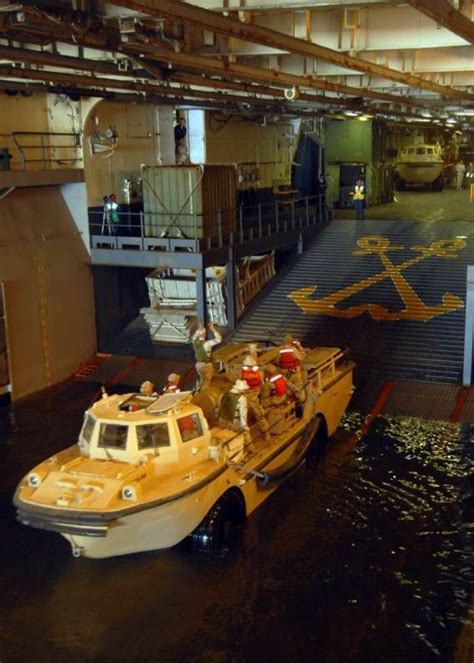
xmin=395 ymin=143 xmax=445 ymax=191
xmin=14 ymin=342 xmax=355 ymax=558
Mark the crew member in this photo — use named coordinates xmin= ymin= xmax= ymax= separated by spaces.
xmin=192 ymin=321 xmax=222 ymax=391
xmin=107 ymin=193 xmax=120 ymax=233
xmin=350 ymin=177 xmax=365 ymax=220
xmin=174 ymin=116 xmax=187 ymax=144
xmin=241 ymin=353 xmax=263 ymax=390
xmin=278 ymin=334 xmax=305 ymax=372
xmin=265 ymin=364 xmax=288 ymax=406
xmin=240 ymin=354 xmax=270 ymax=440
xmin=218 ymin=379 xmax=250 ymax=441
xmin=140 ymin=381 xmax=157 ymax=396
xmin=455 ymin=160 xmax=466 ymax=190
xmin=163 ymin=373 xmax=181 ymax=394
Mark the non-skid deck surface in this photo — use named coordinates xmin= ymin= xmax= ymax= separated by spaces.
xmin=233 ymin=218 xmax=474 ymax=384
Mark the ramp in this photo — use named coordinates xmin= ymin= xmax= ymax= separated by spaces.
xmin=232 ymin=219 xmax=473 ymax=384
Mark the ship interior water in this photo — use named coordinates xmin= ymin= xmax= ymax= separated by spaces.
xmin=1 ymin=1 xmax=474 ymax=661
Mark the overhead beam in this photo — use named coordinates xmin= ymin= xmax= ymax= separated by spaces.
xmin=111 ymin=0 xmax=474 ymax=101
xmin=404 ymin=0 xmax=474 ymax=45
xmin=124 ymin=41 xmax=424 ymax=106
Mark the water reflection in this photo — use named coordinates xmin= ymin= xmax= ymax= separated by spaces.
xmin=0 ymin=388 xmax=473 ymax=662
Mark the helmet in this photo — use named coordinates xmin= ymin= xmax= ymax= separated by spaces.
xmin=233 ymin=379 xmax=249 ymax=392
xmin=283 ymin=334 xmax=294 ymax=344
xmin=140 ymin=380 xmax=155 ymax=395
xmin=168 ymin=373 xmax=180 ymax=384
xmin=243 ymin=354 xmax=256 ymax=367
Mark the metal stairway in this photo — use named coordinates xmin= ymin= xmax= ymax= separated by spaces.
xmin=232 ymin=219 xmax=473 ymax=384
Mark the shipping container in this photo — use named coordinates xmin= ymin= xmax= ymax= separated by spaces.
xmin=142 ymin=165 xmax=236 ymax=239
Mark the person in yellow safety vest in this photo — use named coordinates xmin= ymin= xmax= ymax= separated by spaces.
xmin=218 ymin=379 xmax=251 ymax=441
xmin=192 ymin=321 xmax=222 ymax=391
xmin=162 ymin=373 xmax=181 ymax=394
xmin=278 ymin=334 xmax=305 ymax=373
xmin=350 ymin=177 xmax=365 ymax=220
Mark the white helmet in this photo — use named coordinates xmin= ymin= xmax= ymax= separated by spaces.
xmin=243 ymin=354 xmax=256 ymax=367
xmin=233 ymin=379 xmax=249 ymax=392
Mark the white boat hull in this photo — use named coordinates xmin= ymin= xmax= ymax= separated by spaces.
xmin=397 ymin=162 xmax=444 ymax=185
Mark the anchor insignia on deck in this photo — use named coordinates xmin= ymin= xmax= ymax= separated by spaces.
xmin=289 ymin=236 xmax=465 ymax=321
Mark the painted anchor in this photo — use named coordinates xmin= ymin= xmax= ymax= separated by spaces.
xmin=289 ymin=236 xmax=466 ymax=321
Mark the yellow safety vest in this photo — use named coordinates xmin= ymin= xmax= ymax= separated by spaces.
xmin=353 ymin=185 xmax=365 ymax=201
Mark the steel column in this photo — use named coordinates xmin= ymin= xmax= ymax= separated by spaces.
xmin=226 ymin=250 xmax=238 ymax=330
xmin=463 ymin=265 xmax=474 ymax=386
xmin=195 ymin=268 xmax=207 ymax=324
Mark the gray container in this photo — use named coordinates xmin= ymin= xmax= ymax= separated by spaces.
xmin=142 ymin=165 xmax=236 ymax=239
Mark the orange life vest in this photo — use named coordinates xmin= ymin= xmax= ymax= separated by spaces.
xmin=241 ymin=365 xmax=262 ymax=390
xmin=278 ymin=344 xmax=300 ymax=370
xmin=269 ymin=373 xmax=287 ymax=396
xmin=164 ymin=384 xmax=180 ymax=394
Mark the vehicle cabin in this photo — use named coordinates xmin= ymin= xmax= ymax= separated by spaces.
xmin=80 ymin=392 xmax=211 ymax=467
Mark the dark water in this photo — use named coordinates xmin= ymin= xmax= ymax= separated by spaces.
xmin=1 ymin=383 xmax=473 ymax=662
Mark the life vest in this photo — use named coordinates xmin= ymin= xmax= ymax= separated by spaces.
xmin=269 ymin=373 xmax=287 ymax=397
xmin=279 ymin=345 xmax=300 ymax=370
xmin=241 ymin=365 xmax=262 ymax=390
xmin=219 ymin=391 xmax=240 ymax=421
xmin=163 ymin=384 xmax=180 ymax=394
xmin=193 ymin=339 xmax=209 ymax=362
xmin=353 ymin=185 xmax=365 ymax=201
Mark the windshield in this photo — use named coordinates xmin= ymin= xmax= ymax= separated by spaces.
xmin=80 ymin=413 xmax=96 ymax=444
xmin=98 ymin=423 xmax=129 ymax=450
xmin=136 ymin=423 xmax=170 ymax=450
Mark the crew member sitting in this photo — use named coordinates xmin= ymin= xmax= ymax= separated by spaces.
xmin=162 ymin=373 xmax=181 ymax=394
xmin=140 ymin=381 xmax=157 ymax=397
xmin=218 ymin=379 xmax=251 ymax=442
xmin=191 ymin=321 xmax=222 ymax=391
xmin=278 ymin=334 xmax=305 ymax=373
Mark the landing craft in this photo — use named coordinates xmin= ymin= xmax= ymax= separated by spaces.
xmin=394 ymin=144 xmax=445 ymax=191
xmin=13 ymin=343 xmax=354 ymax=559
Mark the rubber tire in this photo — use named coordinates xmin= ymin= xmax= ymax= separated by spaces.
xmin=190 ymin=492 xmax=243 ymax=553
xmin=431 ymin=176 xmax=444 ymax=192
xmin=306 ymin=415 xmax=328 ymax=463
xmin=395 ymin=178 xmax=406 ymax=191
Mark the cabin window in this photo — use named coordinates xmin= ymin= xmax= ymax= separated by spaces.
xmin=177 ymin=414 xmax=203 ymax=442
xmin=98 ymin=423 xmax=129 ymax=450
xmin=136 ymin=423 xmax=170 ymax=450
xmin=416 ymin=147 xmax=425 ymax=155
xmin=427 ymin=148 xmax=434 ymax=154
xmin=80 ymin=414 xmax=96 ymax=444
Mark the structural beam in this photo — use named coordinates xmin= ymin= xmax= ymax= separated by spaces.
xmin=405 ymin=0 xmax=474 ymax=45
xmin=111 ymin=0 xmax=474 ymax=101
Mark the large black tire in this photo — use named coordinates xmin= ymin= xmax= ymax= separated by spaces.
xmin=190 ymin=491 xmax=245 ymax=553
xmin=306 ymin=415 xmax=329 ymax=463
xmin=431 ymin=175 xmax=444 ymax=192
xmin=395 ymin=178 xmax=406 ymax=191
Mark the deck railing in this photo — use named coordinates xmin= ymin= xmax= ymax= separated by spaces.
xmin=90 ymin=193 xmax=331 ymax=253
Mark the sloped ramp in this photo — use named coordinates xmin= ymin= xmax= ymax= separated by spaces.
xmin=232 ymin=219 xmax=473 ymax=384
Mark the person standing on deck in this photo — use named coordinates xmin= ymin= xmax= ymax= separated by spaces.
xmin=192 ymin=321 xmax=222 ymax=391
xmin=350 ymin=177 xmax=366 ymax=220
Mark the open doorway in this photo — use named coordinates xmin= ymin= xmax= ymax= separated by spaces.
xmin=0 ymin=282 xmax=11 ymax=403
